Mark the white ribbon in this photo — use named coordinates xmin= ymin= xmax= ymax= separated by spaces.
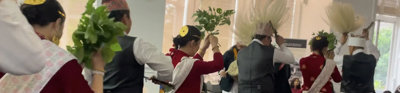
xmin=307 ymin=59 xmax=337 ymax=93
xmin=0 ymin=40 xmax=76 ymax=93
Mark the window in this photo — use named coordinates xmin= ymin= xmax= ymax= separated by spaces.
xmin=373 ymin=20 xmax=395 ymax=90
xmin=373 ymin=14 xmax=400 ymax=92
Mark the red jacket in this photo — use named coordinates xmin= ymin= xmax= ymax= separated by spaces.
xmin=300 ymin=53 xmax=342 ymax=93
xmin=169 ymin=49 xmax=223 ymax=93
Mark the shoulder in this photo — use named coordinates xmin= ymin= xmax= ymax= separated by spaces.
xmin=353 ymin=53 xmax=377 ymax=62
xmin=300 ymin=55 xmax=312 ymax=64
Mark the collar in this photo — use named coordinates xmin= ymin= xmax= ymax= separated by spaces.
xmin=352 ymin=49 xmax=364 ymax=55
xmin=252 ymin=39 xmax=263 ymax=45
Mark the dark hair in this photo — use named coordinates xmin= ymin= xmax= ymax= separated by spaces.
xmin=173 ymin=25 xmax=201 ymax=49
xmin=109 ymin=10 xmax=130 ymax=22
xmin=290 ymin=78 xmax=301 ymax=89
xmin=21 ymin=0 xmax=65 ymax=26
xmin=253 ymin=34 xmax=267 ymax=40
xmin=311 ymin=36 xmax=329 ymax=57
xmin=384 ymin=90 xmax=392 ymax=93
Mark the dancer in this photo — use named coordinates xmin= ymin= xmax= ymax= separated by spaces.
xmin=168 ymin=25 xmax=224 ymax=93
xmin=101 ymin=0 xmax=174 ymax=92
xmin=300 ymin=36 xmax=342 ymax=93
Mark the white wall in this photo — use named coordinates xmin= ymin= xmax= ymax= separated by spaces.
xmin=127 ymin=0 xmax=166 ymax=50
xmin=127 ymin=0 xmax=166 ymax=93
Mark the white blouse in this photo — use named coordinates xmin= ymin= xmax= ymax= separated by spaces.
xmin=0 ymin=0 xmax=46 ymax=75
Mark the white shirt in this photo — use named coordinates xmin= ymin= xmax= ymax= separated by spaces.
xmin=133 ymin=38 xmax=173 ymax=82
xmin=333 ymin=40 xmax=380 ymax=65
xmin=0 ymin=0 xmax=46 ymax=75
xmin=252 ymin=39 xmax=297 ymax=64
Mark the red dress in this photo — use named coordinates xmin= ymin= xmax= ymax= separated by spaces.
xmin=38 ymin=36 xmax=94 ymax=93
xmin=299 ymin=53 xmax=342 ymax=93
xmin=169 ymin=49 xmax=224 ymax=93
xmin=40 ymin=59 xmax=93 ymax=93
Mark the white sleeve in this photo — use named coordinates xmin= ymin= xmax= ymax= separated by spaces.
xmin=364 ymin=40 xmax=380 ymax=61
xmin=273 ymin=44 xmax=297 ymax=64
xmin=0 ymin=0 xmax=45 ymax=75
xmin=334 ymin=42 xmax=343 ymax=55
xmin=133 ymin=38 xmax=173 ymax=82
xmin=333 ymin=54 xmax=344 ymax=68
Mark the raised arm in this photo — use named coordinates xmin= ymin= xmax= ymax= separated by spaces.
xmin=133 ymin=38 xmax=174 ymax=82
xmin=273 ymin=35 xmax=297 ymax=64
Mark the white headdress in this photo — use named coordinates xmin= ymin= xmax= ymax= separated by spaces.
xmin=326 ymin=2 xmax=365 ymax=33
xmin=235 ymin=0 xmax=289 ymax=45
xmin=347 ymin=36 xmax=365 ymax=47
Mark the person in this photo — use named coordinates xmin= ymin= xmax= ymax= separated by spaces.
xmin=100 ymin=0 xmax=174 ymax=93
xmin=0 ymin=0 xmax=105 ymax=93
xmin=396 ymin=85 xmax=400 ymax=93
xmin=384 ymin=90 xmax=392 ymax=93
xmin=332 ymin=22 xmax=377 ymax=93
xmin=290 ymin=77 xmax=302 ymax=93
xmin=0 ymin=0 xmax=47 ymax=75
xmin=220 ymin=43 xmax=246 ymax=93
xmin=167 ymin=25 xmax=224 ymax=93
xmin=335 ymin=31 xmax=380 ymax=93
xmin=300 ymin=36 xmax=342 ymax=93
xmin=274 ymin=62 xmax=292 ymax=93
xmin=237 ymin=22 xmax=297 ymax=93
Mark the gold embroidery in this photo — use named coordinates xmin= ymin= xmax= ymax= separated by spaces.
xmin=322 ymin=88 xmax=327 ymax=92
xmin=24 ymin=0 xmax=46 ymax=5
xmin=310 ymin=77 xmax=315 ymax=81
xmin=302 ymin=65 xmax=306 ymax=69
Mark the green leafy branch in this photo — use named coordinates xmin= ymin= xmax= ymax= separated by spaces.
xmin=192 ymin=7 xmax=235 ymax=38
xmin=67 ymin=0 xmax=126 ymax=69
xmin=309 ymin=30 xmax=337 ymax=50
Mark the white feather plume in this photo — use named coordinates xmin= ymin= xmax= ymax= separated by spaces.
xmin=326 ymin=2 xmax=365 ymax=33
xmin=235 ymin=0 xmax=289 ymax=45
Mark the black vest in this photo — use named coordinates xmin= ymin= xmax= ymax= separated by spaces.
xmin=341 ymin=52 xmax=377 ymax=93
xmin=104 ymin=36 xmax=145 ymax=93
xmin=238 ymin=42 xmax=275 ymax=93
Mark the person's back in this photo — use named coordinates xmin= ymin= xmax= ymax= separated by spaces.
xmin=101 ymin=0 xmax=173 ymax=92
xmin=237 ymin=41 xmax=275 ymax=93
xmin=103 ymin=36 xmax=145 ymax=93
xmin=274 ymin=63 xmax=292 ymax=93
xmin=341 ymin=52 xmax=376 ymax=93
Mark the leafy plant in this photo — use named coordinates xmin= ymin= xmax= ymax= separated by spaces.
xmin=308 ymin=30 xmax=337 ymax=50
xmin=67 ymin=0 xmax=126 ymax=69
xmin=192 ymin=7 xmax=235 ymax=38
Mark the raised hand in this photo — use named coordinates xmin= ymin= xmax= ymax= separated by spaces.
xmin=340 ymin=33 xmax=348 ymax=45
xmin=92 ymin=50 xmax=105 ymax=72
xmin=275 ymin=35 xmax=285 ymax=46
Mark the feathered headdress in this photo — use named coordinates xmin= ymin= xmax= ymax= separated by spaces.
xmin=234 ymin=0 xmax=289 ymax=45
xmin=326 ymin=2 xmax=364 ymax=33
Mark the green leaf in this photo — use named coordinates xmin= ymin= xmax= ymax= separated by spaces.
xmin=201 ymin=31 xmax=206 ymax=39
xmin=101 ymin=46 xmax=116 ymax=63
xmin=68 ymin=0 xmax=126 ymax=69
xmin=217 ymin=8 xmax=222 ymax=14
